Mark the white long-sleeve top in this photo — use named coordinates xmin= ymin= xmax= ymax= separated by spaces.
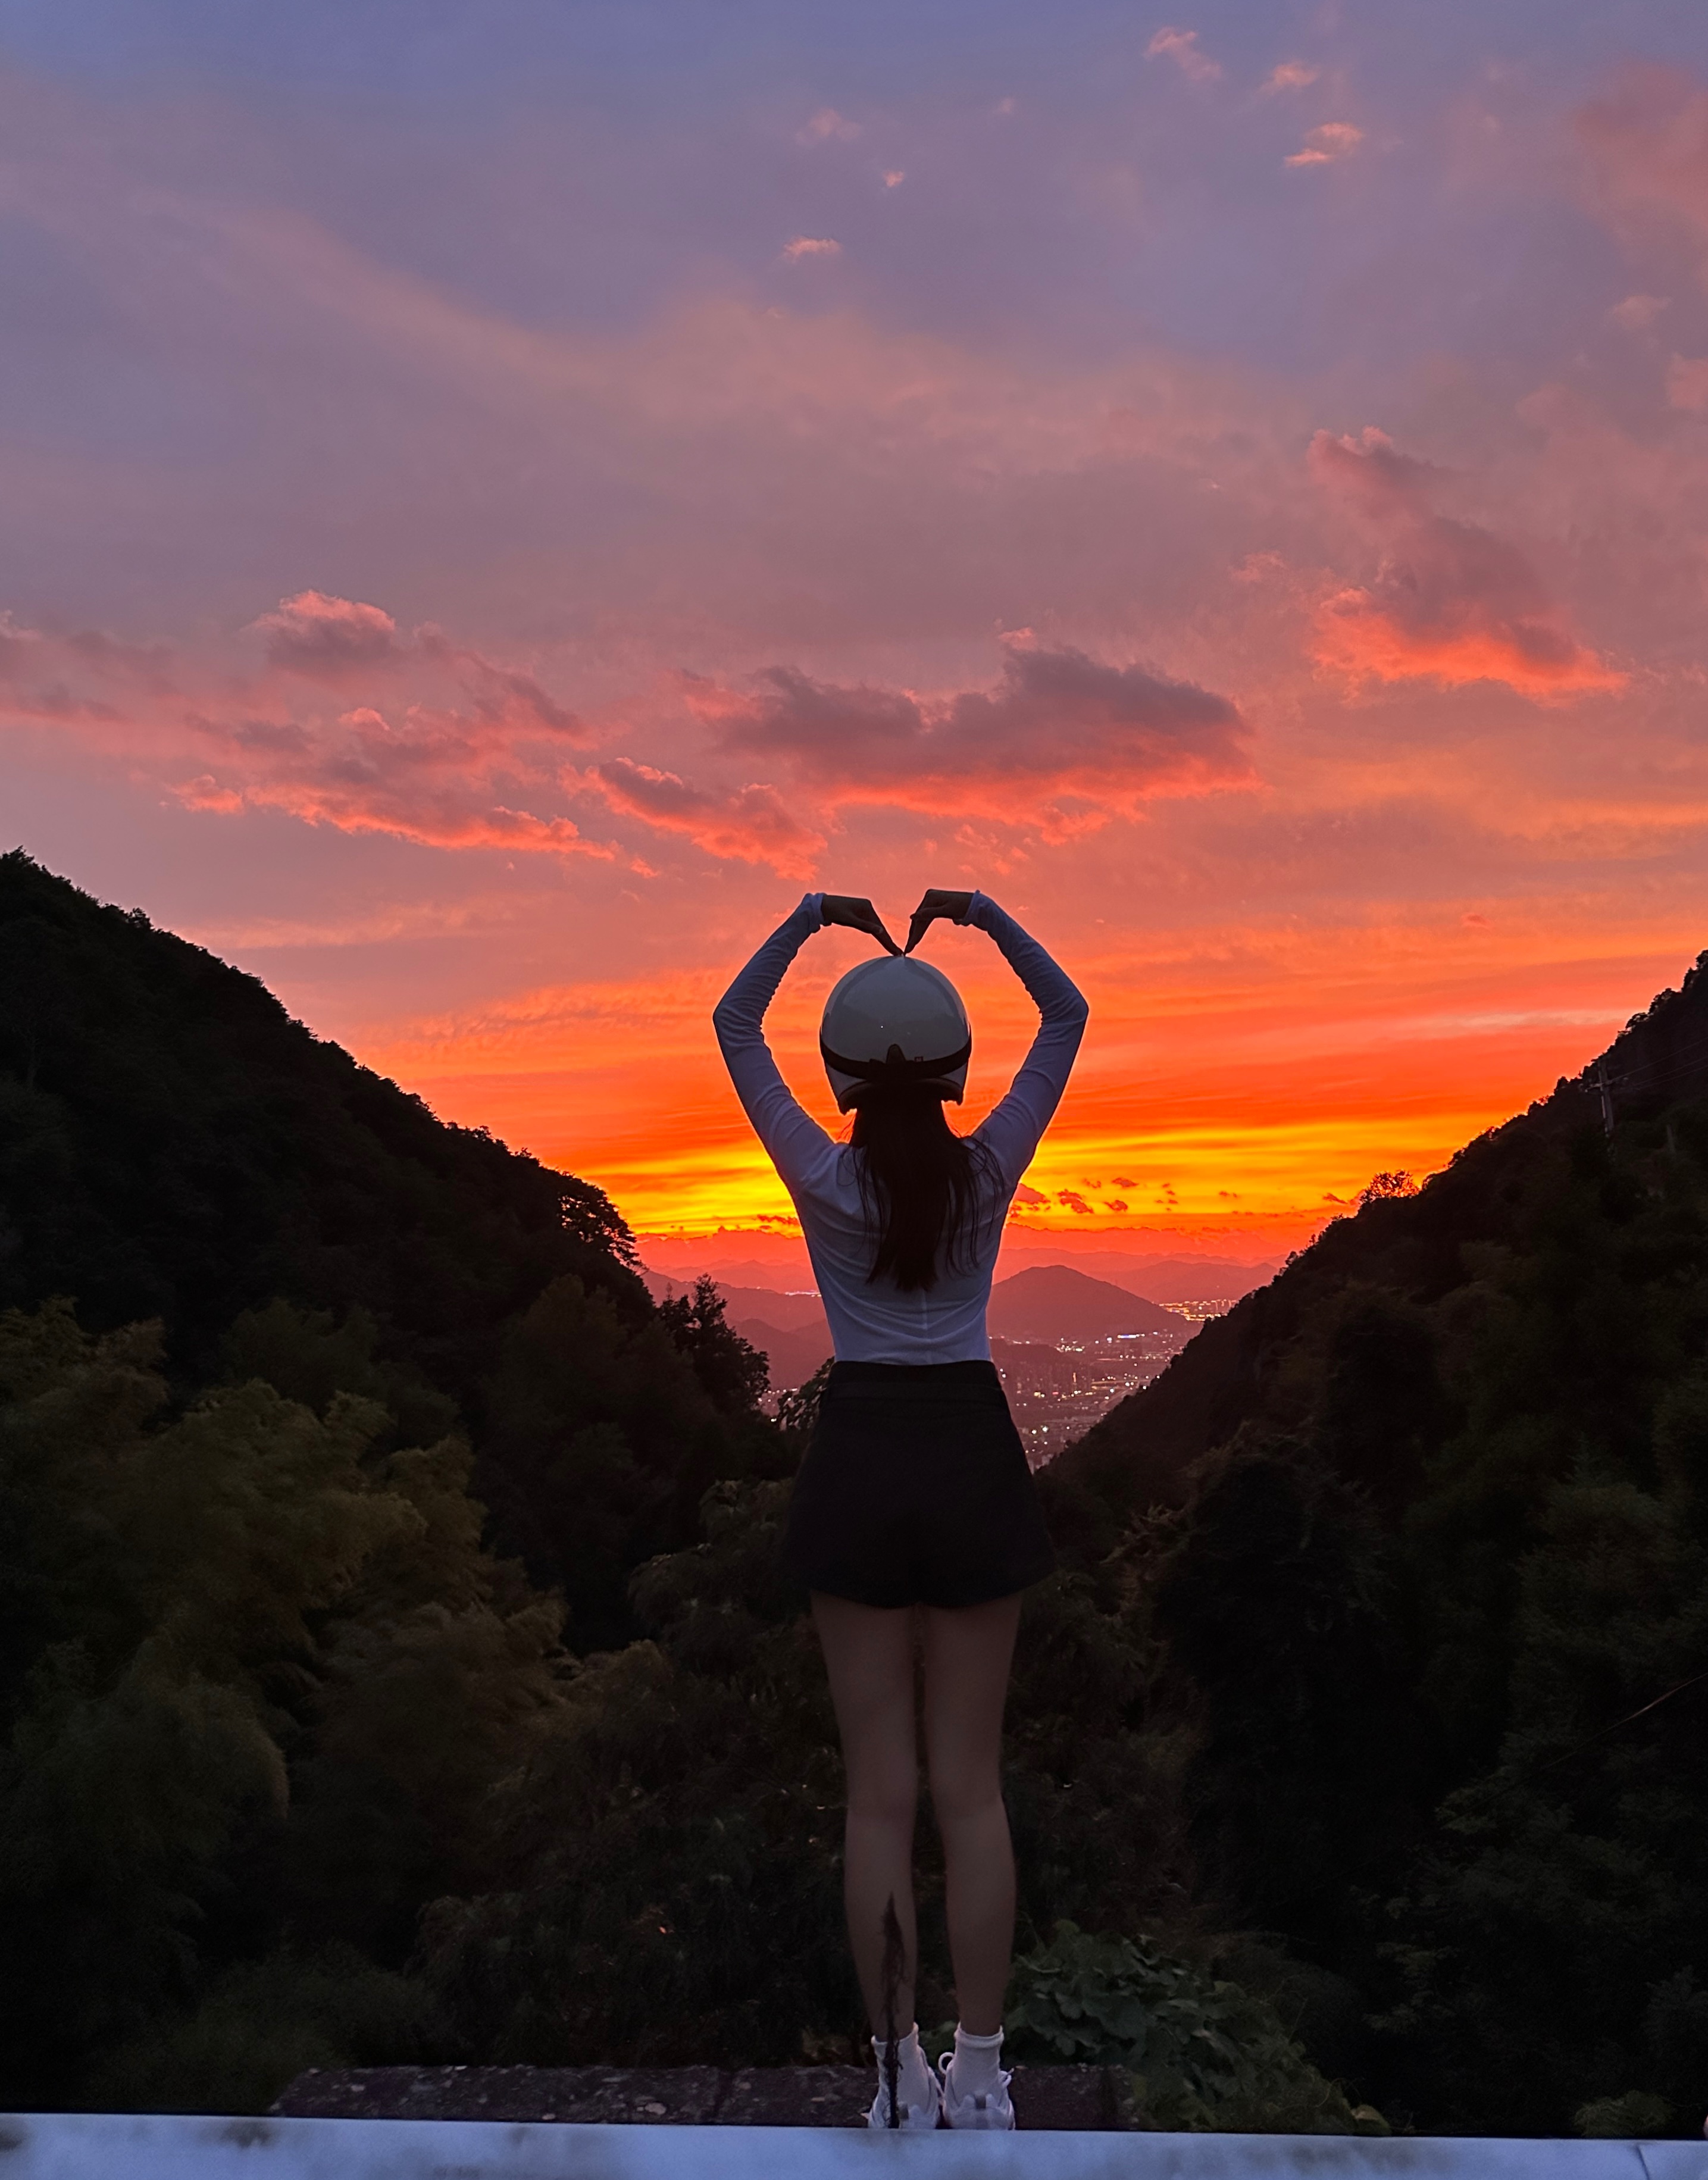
xmin=712 ymin=892 xmax=1088 ymax=1365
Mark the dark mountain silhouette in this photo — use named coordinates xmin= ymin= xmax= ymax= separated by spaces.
xmin=0 ymin=850 xmax=775 ymax=1649
xmin=1009 ymin=1250 xmax=1275 ymax=1303
xmin=703 ymin=1283 xmax=830 ymax=1334
xmin=708 ymin=1264 xmax=1187 ymax=1393
xmin=696 ymin=1264 xmax=1187 ymax=1391
xmin=988 ymin=1263 xmax=1183 ymax=1343
xmin=0 ymin=849 xmax=645 ymax=1394
xmin=668 ymin=1261 xmax=1194 ymax=1392
xmin=1031 ymin=946 xmax=1708 ymax=2133
xmin=1056 ymin=947 xmax=1708 ymax=1524
xmin=729 ymin=1316 xmax=833 ymax=1390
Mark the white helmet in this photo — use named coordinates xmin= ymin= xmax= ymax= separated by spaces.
xmin=819 ymin=956 xmax=972 ymax=1112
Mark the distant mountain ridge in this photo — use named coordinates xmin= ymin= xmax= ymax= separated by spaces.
xmin=645 ymin=1261 xmax=1187 ymax=1389
xmin=1005 ymin=1251 xmax=1275 ymax=1303
xmin=987 ymin=1263 xmax=1184 ymax=1343
xmin=644 ymin=1249 xmax=1275 ymax=1304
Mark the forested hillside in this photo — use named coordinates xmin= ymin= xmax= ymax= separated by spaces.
xmin=0 ymin=852 xmax=777 ymax=1651
xmin=5 ymin=850 xmax=1708 ymax=2138
xmin=1048 ymin=946 xmax=1708 ymax=2134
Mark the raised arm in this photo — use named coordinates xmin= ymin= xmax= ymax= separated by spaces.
xmin=712 ymin=895 xmax=834 ymax=1193
xmin=958 ymin=893 xmax=1089 ymax=1193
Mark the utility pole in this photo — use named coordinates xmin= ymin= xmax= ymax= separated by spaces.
xmin=1596 ymin=1059 xmax=1615 ymax=1139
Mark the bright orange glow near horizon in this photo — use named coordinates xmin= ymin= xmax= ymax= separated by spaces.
xmin=364 ymin=908 xmax=1700 ymax=1261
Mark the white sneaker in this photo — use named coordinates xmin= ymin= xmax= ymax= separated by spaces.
xmin=937 ymin=2050 xmax=1016 ymax=2130
xmin=866 ymin=2063 xmax=942 ymax=2131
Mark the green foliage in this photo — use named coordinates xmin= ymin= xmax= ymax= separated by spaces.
xmin=1006 ymin=1921 xmax=1387 ymax=2135
xmin=0 ymin=1301 xmax=561 ymax=2110
xmin=1576 ymin=2091 xmax=1672 ymax=2139
xmin=414 ymin=1476 xmax=1197 ymax=2070
xmin=416 ymin=1477 xmax=854 ymax=2066
xmin=1055 ymin=984 xmax=1708 ymax=2135
xmin=655 ymin=1275 xmax=771 ymax=1419
xmin=479 ymin=1275 xmax=779 ymax=1650
xmin=90 ymin=1947 xmax=445 ymax=2118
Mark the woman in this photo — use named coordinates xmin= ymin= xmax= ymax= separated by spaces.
xmin=713 ymin=884 xmax=1088 ymax=2131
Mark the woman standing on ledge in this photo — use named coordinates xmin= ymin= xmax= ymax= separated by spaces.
xmin=714 ymin=887 xmax=1088 ymax=2131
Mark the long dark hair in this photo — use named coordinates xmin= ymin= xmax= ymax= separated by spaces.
xmin=850 ymin=1087 xmax=994 ymax=1292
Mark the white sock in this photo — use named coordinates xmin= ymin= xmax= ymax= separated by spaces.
xmin=949 ymin=2024 xmax=1004 ymax=2098
xmin=871 ymin=2023 xmax=933 ymax=2109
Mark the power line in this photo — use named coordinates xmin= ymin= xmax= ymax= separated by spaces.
xmin=1482 ymin=1665 xmax=1708 ymax=1801
xmin=1578 ymin=1022 xmax=1708 ymax=1117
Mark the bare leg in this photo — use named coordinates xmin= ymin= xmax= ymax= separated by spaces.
xmin=811 ymin=1592 xmax=920 ymax=2034
xmin=922 ymin=1593 xmax=1023 ymax=2036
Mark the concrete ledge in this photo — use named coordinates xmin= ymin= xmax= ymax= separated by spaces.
xmin=0 ymin=2113 xmax=1696 ymax=2178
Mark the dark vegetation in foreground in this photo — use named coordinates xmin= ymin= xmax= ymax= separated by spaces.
xmin=2 ymin=849 xmax=1707 ymax=2139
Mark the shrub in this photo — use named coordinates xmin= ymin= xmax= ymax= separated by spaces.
xmin=1005 ymin=1921 xmax=1388 ymax=2135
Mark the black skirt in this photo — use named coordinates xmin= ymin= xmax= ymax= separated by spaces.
xmin=785 ymin=1359 xmax=1055 ymax=1610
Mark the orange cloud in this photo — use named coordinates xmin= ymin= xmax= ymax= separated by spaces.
xmin=1309 ymin=429 xmax=1623 ymax=695
xmin=687 ymin=639 xmax=1252 ymax=819
xmin=590 ymin=759 xmax=824 ymax=874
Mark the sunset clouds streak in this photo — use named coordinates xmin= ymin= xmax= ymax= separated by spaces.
xmin=690 ymin=643 xmax=1250 ymax=819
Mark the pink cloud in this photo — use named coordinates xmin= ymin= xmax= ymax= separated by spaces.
xmin=1285 ymin=123 xmax=1363 ymax=168
xmin=1309 ymin=429 xmax=1623 ymax=696
xmin=798 ymin=109 xmax=860 ymax=144
xmin=781 ymin=236 xmax=842 ymax=262
xmin=176 ymin=690 xmax=609 ymax=855
xmin=1665 ymin=355 xmax=1708 ymax=410
xmin=590 ymin=759 xmax=823 ymax=874
xmin=1608 ymin=292 xmax=1669 ymax=329
xmin=414 ymin=628 xmax=590 ymax=743
xmin=177 ymin=763 xmax=597 ymax=857
xmin=1578 ymin=68 xmax=1708 ymax=268
xmin=1262 ymin=62 xmax=1321 ymax=95
xmin=1146 ymin=28 xmax=1220 ymax=83
xmin=0 ymin=597 xmax=612 ymax=860
xmin=686 ymin=639 xmax=1250 ymax=819
xmin=251 ymin=590 xmax=402 ymax=678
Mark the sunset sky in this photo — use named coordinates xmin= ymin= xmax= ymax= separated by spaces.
xmin=5 ymin=0 xmax=1708 ymax=1271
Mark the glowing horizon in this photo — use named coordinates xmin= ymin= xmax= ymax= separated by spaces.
xmin=362 ymin=914 xmax=1697 ymax=1252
